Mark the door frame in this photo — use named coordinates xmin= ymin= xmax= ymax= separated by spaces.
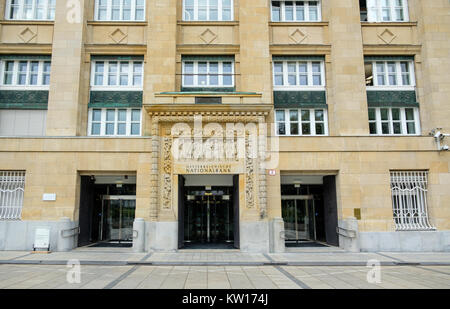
xmin=101 ymin=195 xmax=136 ymax=242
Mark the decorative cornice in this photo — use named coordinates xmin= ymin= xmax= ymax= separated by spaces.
xmin=84 ymin=44 xmax=147 ymax=57
xmin=270 ymin=44 xmax=331 ymax=55
xmin=0 ymin=20 xmax=54 ymax=26
xmin=145 ymin=104 xmax=272 ymax=118
xmin=177 ymin=44 xmax=240 ymax=54
xmin=0 ymin=44 xmax=52 ymax=54
xmin=87 ymin=21 xmax=148 ymax=26
xmin=363 ymin=45 xmax=422 ymax=54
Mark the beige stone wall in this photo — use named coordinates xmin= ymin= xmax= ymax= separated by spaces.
xmin=0 ymin=1 xmax=449 ymax=234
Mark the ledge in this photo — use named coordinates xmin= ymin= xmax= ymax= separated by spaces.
xmin=155 ymin=92 xmax=261 ymax=97
xmin=87 ymin=21 xmax=148 ymax=26
xmin=361 ymin=21 xmax=418 ymax=27
xmin=0 ymin=20 xmax=54 ymax=25
xmin=177 ymin=21 xmax=239 ymax=26
xmin=363 ymin=45 xmax=422 ymax=54
xmin=269 ymin=22 xmax=328 ymax=27
xmin=270 ymin=44 xmax=331 ymax=55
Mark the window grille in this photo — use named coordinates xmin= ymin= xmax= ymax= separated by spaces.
xmin=390 ymin=171 xmax=434 ymax=231
xmin=0 ymin=171 xmax=25 ymax=220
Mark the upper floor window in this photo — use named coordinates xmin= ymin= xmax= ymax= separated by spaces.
xmin=365 ymin=0 xmax=409 ymax=22
xmin=365 ymin=60 xmax=415 ymax=89
xmin=275 ymin=108 xmax=328 ymax=136
xmin=5 ymin=0 xmax=55 ymax=21
xmin=95 ymin=0 xmax=145 ymax=21
xmin=91 ymin=59 xmax=143 ymax=90
xmin=183 ymin=0 xmax=233 ymax=21
xmin=182 ymin=59 xmax=234 ymax=88
xmin=0 ymin=59 xmax=51 ymax=89
xmin=271 ymin=1 xmax=321 ymax=22
xmin=273 ymin=59 xmax=325 ymax=89
xmin=88 ymin=108 xmax=142 ymax=136
xmin=368 ymin=107 xmax=420 ymax=135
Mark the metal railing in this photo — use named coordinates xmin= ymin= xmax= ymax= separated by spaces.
xmin=0 ymin=171 xmax=25 ymax=220
xmin=390 ymin=171 xmax=435 ymax=231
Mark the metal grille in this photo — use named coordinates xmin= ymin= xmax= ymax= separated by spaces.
xmin=390 ymin=171 xmax=434 ymax=231
xmin=0 ymin=171 xmax=25 ymax=220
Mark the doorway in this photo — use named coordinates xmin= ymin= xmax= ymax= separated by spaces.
xmin=178 ymin=175 xmax=239 ymax=249
xmin=281 ymin=175 xmax=339 ymax=247
xmin=78 ymin=175 xmax=136 ymax=248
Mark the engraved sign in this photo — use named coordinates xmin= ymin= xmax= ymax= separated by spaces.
xmin=174 ymin=162 xmax=244 ymax=175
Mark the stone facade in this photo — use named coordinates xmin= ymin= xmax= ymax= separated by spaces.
xmin=0 ymin=0 xmax=449 ymax=252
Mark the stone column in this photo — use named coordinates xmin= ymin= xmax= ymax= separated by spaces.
xmin=328 ymin=0 xmax=369 ymax=136
xmin=238 ymin=0 xmax=272 ymax=103
xmin=414 ymin=0 xmax=450 ymax=133
xmin=46 ymin=0 xmax=88 ymax=136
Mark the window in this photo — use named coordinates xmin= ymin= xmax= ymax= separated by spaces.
xmin=95 ymin=0 xmax=145 ymax=21
xmin=182 ymin=60 xmax=234 ymax=88
xmin=183 ymin=0 xmax=233 ymax=21
xmin=366 ymin=0 xmax=409 ymax=22
xmin=365 ymin=60 xmax=415 ymax=88
xmin=273 ymin=60 xmax=325 ymax=88
xmin=0 ymin=171 xmax=25 ymax=220
xmin=368 ymin=107 xmax=419 ymax=135
xmin=271 ymin=1 xmax=321 ymax=22
xmin=88 ymin=108 xmax=141 ymax=136
xmin=0 ymin=59 xmax=51 ymax=88
xmin=390 ymin=171 xmax=434 ymax=231
xmin=5 ymin=0 xmax=55 ymax=20
xmin=275 ymin=109 xmax=328 ymax=136
xmin=91 ymin=60 xmax=143 ymax=89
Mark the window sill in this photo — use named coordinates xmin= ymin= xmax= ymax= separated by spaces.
xmin=0 ymin=20 xmax=54 ymax=25
xmin=274 ymin=87 xmax=326 ymax=91
xmin=177 ymin=21 xmax=239 ymax=26
xmin=87 ymin=21 xmax=148 ymax=26
xmin=361 ymin=21 xmax=417 ymax=27
xmin=366 ymin=87 xmax=416 ymax=91
xmin=269 ymin=21 xmax=328 ymax=26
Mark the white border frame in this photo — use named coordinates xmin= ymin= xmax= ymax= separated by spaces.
xmin=367 ymin=0 xmax=410 ymax=23
xmin=182 ymin=60 xmax=235 ymax=88
xmin=182 ymin=0 xmax=234 ymax=21
xmin=87 ymin=108 xmax=143 ymax=137
xmin=0 ymin=59 xmax=51 ymax=90
xmin=4 ymin=0 xmax=55 ymax=21
xmin=273 ymin=60 xmax=326 ymax=91
xmin=270 ymin=0 xmax=322 ymax=22
xmin=94 ymin=0 xmax=146 ymax=22
xmin=366 ymin=60 xmax=416 ymax=91
xmin=368 ymin=107 xmax=421 ymax=136
xmin=275 ymin=108 xmax=329 ymax=136
xmin=90 ymin=59 xmax=144 ymax=91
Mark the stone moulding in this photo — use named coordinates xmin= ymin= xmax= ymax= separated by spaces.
xmin=0 ymin=90 xmax=48 ymax=109
xmin=273 ymin=90 xmax=327 ymax=108
xmin=89 ymin=91 xmax=143 ymax=108
xmin=366 ymin=90 xmax=418 ymax=107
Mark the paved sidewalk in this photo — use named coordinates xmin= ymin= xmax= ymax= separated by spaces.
xmin=0 ymin=264 xmax=449 ymax=289
xmin=0 ymin=247 xmax=449 ymax=266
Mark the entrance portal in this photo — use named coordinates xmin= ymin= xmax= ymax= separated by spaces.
xmin=78 ymin=175 xmax=136 ymax=248
xmin=281 ymin=175 xmax=339 ymax=247
xmin=178 ymin=175 xmax=239 ymax=249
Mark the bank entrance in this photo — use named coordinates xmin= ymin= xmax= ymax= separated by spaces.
xmin=78 ymin=175 xmax=136 ymax=248
xmin=178 ymin=175 xmax=239 ymax=249
xmin=281 ymin=175 xmax=339 ymax=247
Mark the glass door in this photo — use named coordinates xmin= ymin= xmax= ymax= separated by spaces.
xmin=282 ymin=197 xmax=315 ymax=242
xmin=101 ymin=196 xmax=136 ymax=242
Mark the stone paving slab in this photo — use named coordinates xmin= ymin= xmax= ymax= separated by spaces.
xmin=0 ymin=249 xmax=449 ymax=266
xmin=0 ymin=264 xmax=449 ymax=289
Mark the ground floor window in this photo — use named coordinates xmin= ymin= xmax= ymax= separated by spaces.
xmin=275 ymin=108 xmax=328 ymax=136
xmin=0 ymin=171 xmax=25 ymax=220
xmin=390 ymin=171 xmax=434 ymax=231
xmin=368 ymin=107 xmax=420 ymax=135
xmin=88 ymin=108 xmax=141 ymax=136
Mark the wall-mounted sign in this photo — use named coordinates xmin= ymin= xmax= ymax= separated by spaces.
xmin=42 ymin=193 xmax=56 ymax=201
xmin=34 ymin=228 xmax=50 ymax=251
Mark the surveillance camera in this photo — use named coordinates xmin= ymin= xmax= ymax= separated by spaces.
xmin=442 ymin=145 xmax=449 ymax=151
xmin=434 ymin=131 xmax=444 ymax=140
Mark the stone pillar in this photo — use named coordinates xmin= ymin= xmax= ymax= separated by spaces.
xmin=415 ymin=0 xmax=450 ymax=133
xmin=238 ymin=0 xmax=272 ymax=103
xmin=328 ymin=0 xmax=369 ymax=135
xmin=46 ymin=0 xmax=88 ymax=136
xmin=132 ymin=218 xmax=145 ymax=252
xmin=145 ymin=0 xmax=177 ymax=103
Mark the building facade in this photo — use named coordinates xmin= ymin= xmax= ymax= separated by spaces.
xmin=0 ymin=0 xmax=449 ymax=252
